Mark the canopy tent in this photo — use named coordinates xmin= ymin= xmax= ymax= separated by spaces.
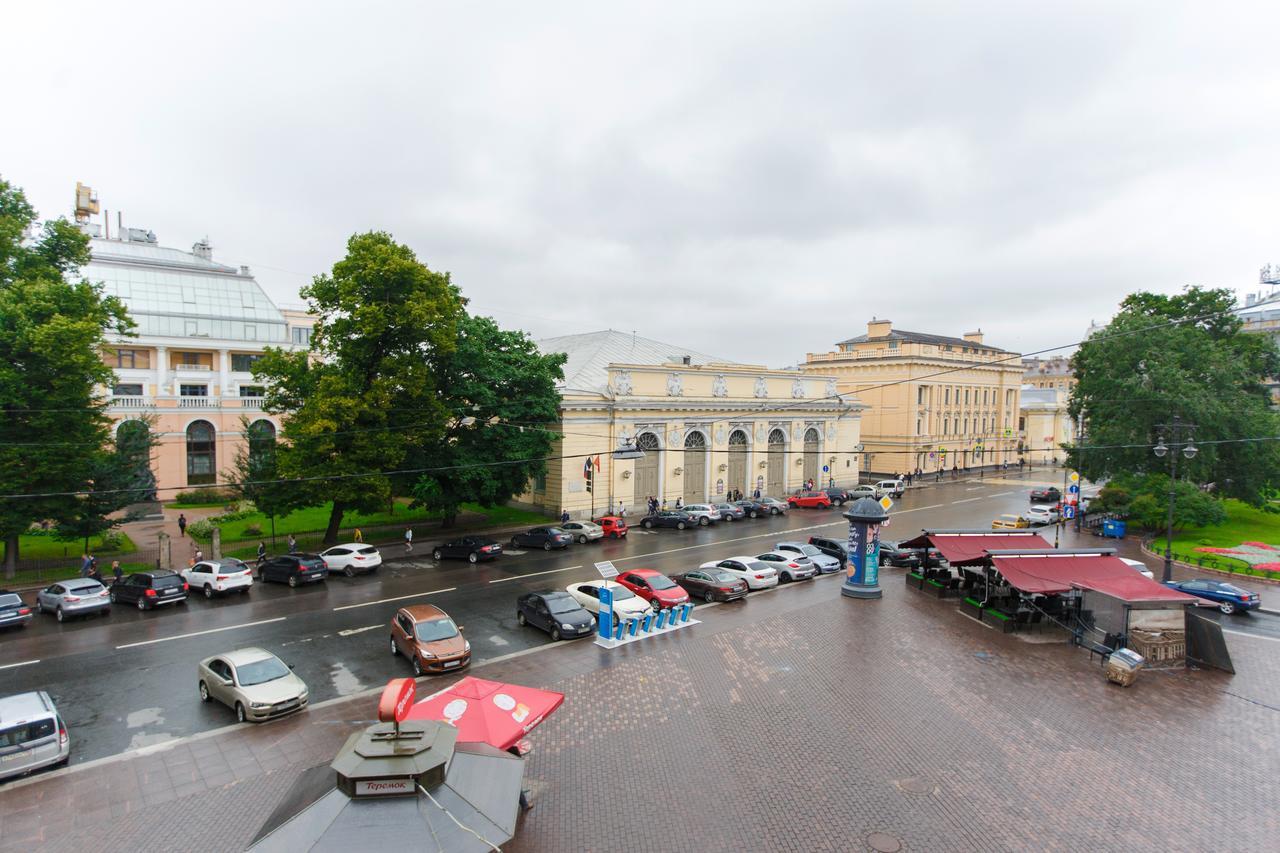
xmin=986 ymin=552 xmax=1200 ymax=605
xmin=898 ymin=530 xmax=1054 ymax=566
xmin=406 ymin=677 xmax=565 ymax=751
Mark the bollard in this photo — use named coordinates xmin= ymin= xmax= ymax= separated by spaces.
xmin=680 ymin=603 xmax=692 ymax=622
xmin=627 ymin=617 xmax=639 ymax=637
xmin=598 ymin=612 xmax=612 ymax=639
xmin=641 ymin=613 xmax=653 ymax=633
xmin=655 ymin=609 xmax=668 ymax=629
xmin=614 ymin=618 xmax=626 ymax=641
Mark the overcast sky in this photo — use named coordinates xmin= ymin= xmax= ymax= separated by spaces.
xmin=4 ymin=1 xmax=1279 ymax=366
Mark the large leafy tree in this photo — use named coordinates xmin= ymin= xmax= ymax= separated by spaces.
xmin=54 ymin=417 xmax=159 ymax=550
xmin=253 ymin=232 xmax=463 ymax=544
xmin=408 ymin=315 xmax=565 ymax=526
xmin=1068 ymin=287 xmax=1280 ymax=503
xmin=226 ymin=417 xmax=297 ymax=545
xmin=0 ymin=177 xmax=133 ymax=576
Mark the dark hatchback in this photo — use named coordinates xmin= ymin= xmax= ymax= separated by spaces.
xmin=510 ymin=527 xmax=573 ymax=551
xmin=433 ymin=535 xmax=503 ymax=563
xmin=732 ymin=500 xmax=770 ymax=519
xmin=516 ymin=590 xmax=595 ymax=640
xmin=823 ymin=488 xmax=851 ymax=506
xmin=258 ymin=555 xmax=327 ymax=587
xmin=0 ymin=591 xmax=33 ymax=630
xmin=1030 ymin=486 xmax=1062 ymax=503
xmin=671 ymin=568 xmax=749 ymax=602
xmin=110 ymin=571 xmax=189 ymax=610
xmin=640 ymin=510 xmax=696 ymax=530
xmin=808 ymin=535 xmax=848 ymax=568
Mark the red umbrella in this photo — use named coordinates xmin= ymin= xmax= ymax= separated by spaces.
xmin=405 ymin=676 xmax=565 ymax=751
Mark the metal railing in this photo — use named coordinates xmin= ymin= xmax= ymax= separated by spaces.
xmin=108 ymin=396 xmax=150 ymax=409
xmin=178 ymin=397 xmax=218 ymax=409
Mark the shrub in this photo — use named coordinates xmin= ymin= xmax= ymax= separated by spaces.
xmin=172 ymin=488 xmax=234 ymax=505
xmin=243 ymin=524 xmax=263 ymax=537
xmin=186 ymin=519 xmax=216 ymax=541
xmin=98 ymin=531 xmax=125 ymax=551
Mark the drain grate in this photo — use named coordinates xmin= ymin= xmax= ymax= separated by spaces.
xmin=867 ymin=831 xmax=903 ymax=852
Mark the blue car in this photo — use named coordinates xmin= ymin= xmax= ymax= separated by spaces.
xmin=1163 ymin=579 xmax=1261 ymax=614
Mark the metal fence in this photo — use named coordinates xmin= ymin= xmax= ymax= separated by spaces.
xmin=1 ymin=549 xmax=162 ymax=587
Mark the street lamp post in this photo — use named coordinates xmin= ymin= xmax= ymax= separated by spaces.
xmin=1153 ymin=416 xmax=1198 ymax=583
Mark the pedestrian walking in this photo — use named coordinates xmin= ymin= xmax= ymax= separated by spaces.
xmin=353 ymin=528 xmax=363 ymax=543
xmin=619 ymin=504 xmax=627 ymax=519
xmin=257 ymin=541 xmax=267 ymax=565
xmin=89 ymin=563 xmax=104 ymax=584
xmin=194 ymin=548 xmax=204 ymax=562
xmin=674 ymin=497 xmax=682 ymax=509
xmin=177 ymin=513 xmax=187 ymax=538
xmin=560 ymin=509 xmax=570 ymax=525
xmin=287 ymin=535 xmax=297 ymax=555
xmin=80 ymin=553 xmax=93 ymax=577
xmin=111 ymin=560 xmax=123 ymax=584
xmin=404 ymin=527 xmax=413 ymax=552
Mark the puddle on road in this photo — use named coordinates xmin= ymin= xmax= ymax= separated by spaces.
xmin=127 ymin=707 xmax=164 ymax=728
xmin=126 ymin=707 xmax=176 ymax=750
xmin=128 ymin=732 xmax=176 ymax=750
xmin=330 ymin=661 xmax=364 ymax=696
xmin=488 ymin=634 xmax=509 ymax=647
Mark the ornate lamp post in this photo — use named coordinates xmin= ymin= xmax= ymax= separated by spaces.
xmin=1153 ymin=416 xmax=1198 ymax=583
xmin=841 ymin=496 xmax=889 ymax=599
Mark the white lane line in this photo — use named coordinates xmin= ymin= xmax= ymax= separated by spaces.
xmin=1221 ymin=628 xmax=1280 ymax=643
xmin=951 ymin=497 xmax=982 ymax=504
xmin=966 ymin=487 xmax=983 ymax=491
xmin=332 ymin=587 xmax=457 ymax=612
xmin=116 ymin=617 xmax=287 ymax=649
xmin=489 ymin=565 xmax=582 ymax=584
xmin=0 ymin=659 xmax=40 ymax=671
xmin=988 ymin=491 xmax=1013 ymax=497
xmin=337 ymin=624 xmax=380 ymax=637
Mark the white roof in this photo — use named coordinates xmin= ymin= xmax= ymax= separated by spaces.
xmin=537 ymin=329 xmax=726 ymax=394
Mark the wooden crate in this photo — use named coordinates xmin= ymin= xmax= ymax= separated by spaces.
xmin=1128 ymin=629 xmax=1186 ymax=666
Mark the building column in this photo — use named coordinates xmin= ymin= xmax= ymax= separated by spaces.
xmin=219 ymin=349 xmax=231 ymax=397
xmin=154 ymin=346 xmax=167 ymax=396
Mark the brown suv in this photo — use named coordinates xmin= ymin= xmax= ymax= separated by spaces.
xmin=389 ymin=604 xmax=471 ymax=676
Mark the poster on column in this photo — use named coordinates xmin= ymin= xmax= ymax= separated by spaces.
xmin=865 ymin=525 xmax=881 ymax=587
xmin=846 ymin=524 xmax=865 ymax=583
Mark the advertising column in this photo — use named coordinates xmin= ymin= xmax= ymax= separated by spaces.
xmin=841 ymin=496 xmax=889 ymax=600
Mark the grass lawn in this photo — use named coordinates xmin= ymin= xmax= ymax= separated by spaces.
xmin=9 ymin=531 xmax=138 ymax=562
xmin=3 ymin=561 xmax=153 ymax=588
xmin=1154 ymin=499 xmax=1280 ymax=577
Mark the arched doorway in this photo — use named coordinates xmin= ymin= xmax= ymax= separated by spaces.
xmin=632 ymin=432 xmax=661 ymax=506
xmin=682 ymin=430 xmax=707 ymax=503
xmin=803 ymin=427 xmax=820 ymax=487
xmin=766 ymin=428 xmax=786 ymax=497
xmin=186 ymin=420 xmax=217 ymax=485
xmin=727 ymin=429 xmax=749 ymax=496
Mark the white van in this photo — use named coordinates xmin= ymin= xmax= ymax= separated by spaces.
xmin=0 ymin=691 xmax=69 ymax=780
xmin=874 ymin=480 xmax=905 ymax=498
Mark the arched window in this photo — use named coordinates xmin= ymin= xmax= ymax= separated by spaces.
xmin=247 ymin=419 xmax=277 ymax=464
xmin=186 ymin=420 xmax=216 ymax=485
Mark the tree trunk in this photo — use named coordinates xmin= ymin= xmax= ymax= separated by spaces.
xmin=3 ymin=534 xmax=17 ymax=580
xmin=323 ymin=501 xmax=346 ymax=545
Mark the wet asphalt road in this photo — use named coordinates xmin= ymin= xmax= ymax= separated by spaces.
xmin=0 ymin=474 xmax=1273 ymax=769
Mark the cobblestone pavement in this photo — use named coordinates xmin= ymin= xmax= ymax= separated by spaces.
xmin=3 ymin=570 xmax=1276 ymax=852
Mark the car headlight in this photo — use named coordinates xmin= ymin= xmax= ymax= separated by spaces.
xmin=249 ymin=701 xmax=270 ymax=709
xmin=561 ymin=623 xmax=574 ymax=631
xmin=463 ymin=641 xmax=471 ymax=652
xmin=420 ymin=652 xmax=436 ymax=659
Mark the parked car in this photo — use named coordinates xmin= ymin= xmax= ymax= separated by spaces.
xmin=0 ymin=590 xmax=33 ymax=630
xmin=847 ymin=485 xmax=878 ymax=501
xmin=808 ymin=535 xmax=849 ymax=568
xmin=699 ymin=557 xmax=779 ymax=590
xmin=319 ymin=544 xmax=382 ymax=577
xmin=878 ymin=541 xmax=923 ymax=569
xmin=390 ymin=604 xmax=471 ymax=675
xmin=874 ymin=480 xmax=905 ymax=498
xmin=1030 ymin=486 xmax=1062 ymax=503
xmin=564 ymin=580 xmax=653 ymax=620
xmin=511 ymin=526 xmax=573 ymax=551
xmin=433 ymin=535 xmax=503 ymax=563
xmin=640 ymin=510 xmax=695 ymax=530
xmin=613 ymin=568 xmax=691 ymax=610
xmin=516 ymin=590 xmax=595 ymax=640
xmin=713 ymin=503 xmax=746 ymax=522
xmin=1024 ymin=505 xmax=1059 ymax=526
xmin=754 ymin=551 xmax=817 ymax=582
xmin=183 ymin=558 xmax=254 ymax=597
xmin=110 ymin=570 xmax=189 ymax=610
xmin=197 ymin=647 xmax=308 ymax=723
xmin=823 ymin=488 xmax=850 ymax=506
xmin=671 ymin=568 xmax=749 ymax=602
xmin=0 ymin=691 xmax=68 ymax=780
xmin=1119 ymin=557 xmax=1154 ymax=580
xmin=733 ymin=499 xmax=769 ymax=518
xmin=991 ymin=514 xmax=1030 ymax=530
xmin=775 ymin=542 xmax=841 ymax=574
xmin=34 ymin=579 xmax=111 ymax=621
xmin=560 ymin=520 xmax=604 ymax=544
xmin=787 ymin=492 xmax=833 ymax=510
xmin=1163 ymin=579 xmax=1260 ymax=614
xmin=258 ymin=554 xmax=327 ymax=587
xmin=758 ymin=497 xmax=789 ymax=515
xmin=595 ymin=516 xmax=629 ymax=539
xmin=679 ymin=505 xmax=720 ymax=526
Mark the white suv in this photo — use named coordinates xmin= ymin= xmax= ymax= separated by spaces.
xmin=679 ymin=505 xmax=720 ymax=526
xmin=182 ymin=559 xmax=254 ymax=598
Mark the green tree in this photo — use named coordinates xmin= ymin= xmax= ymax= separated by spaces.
xmin=54 ymin=417 xmax=159 ymax=550
xmin=1068 ymin=287 xmax=1280 ymax=504
xmin=253 ymin=232 xmax=463 ymax=545
xmin=226 ymin=417 xmax=297 ymax=546
xmin=1101 ymin=472 xmax=1227 ymax=530
xmin=408 ymin=315 xmax=565 ymax=526
xmin=0 ymin=177 xmax=133 ymax=577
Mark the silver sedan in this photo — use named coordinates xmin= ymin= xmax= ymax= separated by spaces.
xmin=560 ymin=520 xmax=605 ymax=544
xmin=35 ymin=579 xmax=112 ymax=622
xmin=197 ymin=647 xmax=309 ymax=723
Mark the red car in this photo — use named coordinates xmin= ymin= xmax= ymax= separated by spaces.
xmin=596 ymin=516 xmax=629 ymax=538
xmin=787 ymin=492 xmax=833 ymax=509
xmin=613 ymin=569 xmax=690 ymax=610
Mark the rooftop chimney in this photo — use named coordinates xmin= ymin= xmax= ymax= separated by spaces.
xmin=192 ymin=239 xmax=212 ymax=261
xmin=963 ymin=329 xmax=984 ymax=344
xmin=867 ymin=318 xmax=892 ymax=338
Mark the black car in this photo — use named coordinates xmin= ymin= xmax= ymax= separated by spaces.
xmin=640 ymin=510 xmax=695 ymax=530
xmin=258 ymin=554 xmax=327 ymax=587
xmin=1030 ymin=486 xmax=1062 ymax=503
xmin=808 ymin=535 xmax=849 ymax=568
xmin=714 ymin=503 xmax=747 ymax=522
xmin=510 ymin=527 xmax=573 ymax=551
xmin=433 ymin=535 xmax=503 ymax=563
xmin=822 ymin=489 xmax=850 ymax=507
xmin=516 ymin=590 xmax=595 ymax=640
xmin=110 ymin=570 xmax=189 ymax=610
xmin=0 ymin=590 xmax=33 ymax=630
xmin=671 ymin=568 xmax=749 ymax=602
xmin=878 ymin=541 xmax=923 ymax=569
xmin=732 ymin=500 xmax=769 ymax=519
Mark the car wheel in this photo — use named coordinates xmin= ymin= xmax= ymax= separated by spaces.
xmin=1219 ymin=600 xmax=1236 ymax=615
xmin=433 ymin=549 xmax=443 ymax=561
xmin=642 ymin=519 xmax=653 ymax=529
xmin=109 ymin=588 xmax=118 ymax=603
xmin=136 ymin=597 xmax=147 ymax=611
xmin=199 ymin=681 xmax=210 ymax=702
xmin=833 ymin=499 xmax=844 ymax=506
xmin=344 ymin=567 xmax=354 ymax=578
xmin=771 ymin=508 xmax=780 ymax=515
xmin=677 ymin=522 xmax=686 ymax=530
xmin=34 ymin=600 xmax=43 ymax=614
xmin=750 ymin=511 xmax=759 ymax=519
xmin=551 ymin=627 xmax=561 ymax=641
xmin=511 ymin=537 xmax=520 ymax=547
xmin=781 ymin=573 xmax=791 ymax=583
xmin=412 ymin=656 xmax=423 ymax=677
xmin=699 ymin=517 xmax=709 ymax=526
xmin=517 ymin=611 xmax=527 ymax=627
xmin=390 ymin=636 xmax=399 ymax=655
xmin=235 ymin=703 xmax=246 ymax=723
xmin=288 ymin=575 xmax=299 ymax=588
xmin=56 ymin=607 xmax=65 ymax=623
xmin=543 ymin=541 xmax=553 ymax=551
xmin=468 ymin=552 xmax=479 ymax=564
xmin=578 ymin=535 xmax=588 ymax=544
xmin=704 ymin=590 xmax=715 ymax=603
xmin=204 ymin=584 xmax=214 ymax=599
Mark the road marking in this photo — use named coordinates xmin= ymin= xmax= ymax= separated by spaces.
xmin=505 ymin=550 xmax=528 ymax=555
xmin=337 ymin=624 xmax=380 ymax=637
xmin=489 ymin=565 xmax=582 ymax=584
xmin=0 ymin=659 xmax=40 ymax=671
xmin=951 ymin=497 xmax=982 ymax=504
xmin=1221 ymin=628 xmax=1280 ymax=643
xmin=116 ymin=617 xmax=287 ymax=649
xmin=332 ymin=587 xmax=457 ymax=612
xmin=966 ymin=487 xmax=983 ymax=491
xmin=989 ymin=491 xmax=1013 ymax=497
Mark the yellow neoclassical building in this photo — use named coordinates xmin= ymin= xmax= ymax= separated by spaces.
xmin=800 ymin=319 xmax=1024 ymax=477
xmin=522 ymin=331 xmax=865 ymax=519
xmin=1019 ymin=386 xmax=1076 ymax=465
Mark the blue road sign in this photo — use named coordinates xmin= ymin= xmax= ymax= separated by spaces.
xmin=1063 ymin=505 xmax=1076 ymax=519
xmin=822 ymin=465 xmax=829 ymax=473
xmin=1067 ymin=484 xmax=1079 ymax=495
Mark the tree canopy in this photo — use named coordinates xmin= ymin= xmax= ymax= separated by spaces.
xmin=1068 ymin=287 xmax=1280 ymax=504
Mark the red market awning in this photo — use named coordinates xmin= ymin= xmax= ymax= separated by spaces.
xmin=900 ymin=532 xmax=1053 ymax=566
xmin=405 ymin=676 xmax=565 ymax=752
xmin=988 ymin=554 xmax=1201 ymax=604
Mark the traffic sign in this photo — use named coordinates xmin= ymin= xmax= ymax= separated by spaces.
xmin=1067 ymin=484 xmax=1079 ymax=494
xmin=823 ymin=465 xmax=829 ymax=473
xmin=879 ymin=496 xmax=893 ymax=511
xmin=594 ymin=561 xmax=618 ymax=579
xmin=1069 ymin=472 xmax=1080 ymax=482
xmin=1063 ymin=505 xmax=1076 ymax=519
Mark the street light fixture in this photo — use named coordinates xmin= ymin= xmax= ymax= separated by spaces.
xmin=1153 ymin=416 xmax=1197 ymax=583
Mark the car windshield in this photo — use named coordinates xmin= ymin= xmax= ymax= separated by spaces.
xmin=1219 ymin=584 xmax=1247 ymax=595
xmin=0 ymin=593 xmax=20 ymax=607
xmin=0 ymin=719 xmax=55 ymax=748
xmin=357 ymin=547 xmax=378 ymax=555
xmin=546 ymin=528 xmax=565 ymax=535
xmin=746 ymin=561 xmax=774 ymax=572
xmin=546 ymin=597 xmax=581 ymax=615
xmin=798 ymin=545 xmax=821 ymax=556
xmin=237 ymin=657 xmax=291 ymax=686
xmin=68 ymin=583 xmax=102 ymax=594
xmin=646 ymin=575 xmax=677 ymax=590
xmin=153 ymin=574 xmax=183 ymax=589
xmin=709 ymin=570 xmax=738 ymax=583
xmin=415 ymin=618 xmax=459 ymax=641
xmin=607 ymin=585 xmax=636 ymax=600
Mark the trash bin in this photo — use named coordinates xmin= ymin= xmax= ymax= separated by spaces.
xmin=1102 ymin=519 xmax=1127 ymax=539
xmin=1105 ymin=647 xmax=1144 ymax=687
